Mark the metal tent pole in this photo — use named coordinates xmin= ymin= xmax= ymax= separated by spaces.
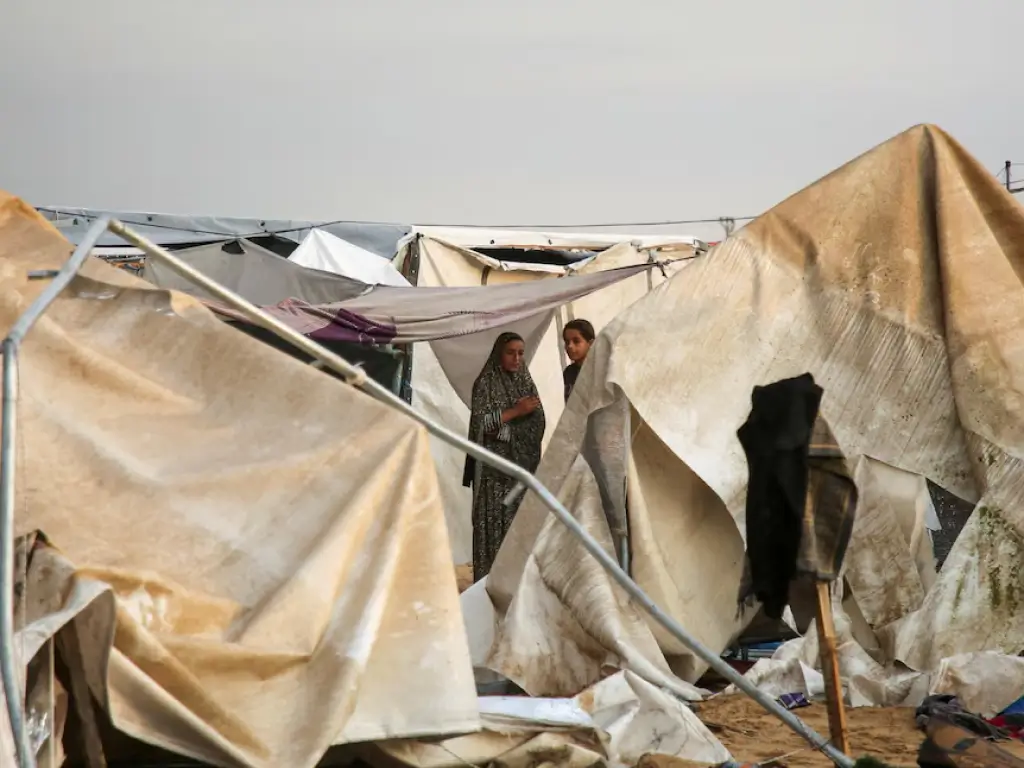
xmin=0 ymin=217 xmax=112 ymax=768
xmin=108 ymin=218 xmax=853 ymax=768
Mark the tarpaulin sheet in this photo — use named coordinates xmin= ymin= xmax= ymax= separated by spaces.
xmin=207 ymin=262 xmax=658 ymax=350
xmin=0 ymin=193 xmax=478 ymax=768
xmin=45 ymin=208 xmax=408 ymax=256
xmin=377 ymin=670 xmax=729 ymax=768
xmin=482 ymin=124 xmax=1024 ymax=699
xmin=289 ymin=228 xmax=411 ymax=287
xmin=142 ymin=237 xmax=369 ymax=306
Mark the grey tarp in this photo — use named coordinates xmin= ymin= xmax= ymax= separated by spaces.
xmin=142 ymin=238 xmax=369 ymax=305
xmin=39 ymin=207 xmax=409 ymax=257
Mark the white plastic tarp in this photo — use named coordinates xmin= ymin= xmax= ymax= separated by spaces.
xmin=290 ymin=228 xmax=411 ymax=287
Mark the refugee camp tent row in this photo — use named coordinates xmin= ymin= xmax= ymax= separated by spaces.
xmin=1 ymin=203 xmax=732 ymax=767
xmin=13 ymin=124 xmax=1024 ymax=767
xmin=462 ymin=125 xmax=1024 ymax=727
xmin=51 ymin=210 xmax=709 ymax=565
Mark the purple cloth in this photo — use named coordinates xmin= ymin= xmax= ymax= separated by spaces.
xmin=206 ymin=263 xmax=658 ymax=345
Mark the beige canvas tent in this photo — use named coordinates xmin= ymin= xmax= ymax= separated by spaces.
xmin=395 ymin=228 xmax=705 ymax=565
xmin=0 ymin=195 xmax=477 ymax=767
xmin=477 ymin=124 xmax=1024 ymax=705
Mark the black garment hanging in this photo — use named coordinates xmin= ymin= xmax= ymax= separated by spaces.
xmin=736 ymin=372 xmax=823 ymax=620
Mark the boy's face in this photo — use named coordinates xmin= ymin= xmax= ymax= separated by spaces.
xmin=563 ymin=329 xmax=591 ymax=364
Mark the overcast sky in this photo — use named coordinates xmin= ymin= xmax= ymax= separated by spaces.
xmin=1 ymin=1 xmax=1020 ymax=241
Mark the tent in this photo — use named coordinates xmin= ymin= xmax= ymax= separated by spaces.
xmin=38 ymin=207 xmax=408 ymax=257
xmin=395 ymin=229 xmax=705 ymax=564
xmin=0 ymin=194 xmax=476 ymax=767
xmin=478 ymin=124 xmax=1024 ymax=706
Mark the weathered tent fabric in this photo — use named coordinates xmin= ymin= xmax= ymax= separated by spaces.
xmin=211 ymin=264 xmax=657 ymax=355
xmin=398 ymin=226 xmax=702 ymax=258
xmin=2 ymin=533 xmax=113 ymax=767
xmin=406 ymin=235 xmax=699 ymax=565
xmin=483 ymin=124 xmax=1024 ymax=700
xmin=142 ymin=237 xmax=369 ymax=305
xmin=289 ymin=228 xmax=411 ymax=287
xmin=0 ymin=194 xmax=477 ymax=768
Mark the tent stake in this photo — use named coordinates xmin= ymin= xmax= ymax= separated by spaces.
xmin=100 ymin=219 xmax=854 ymax=767
xmin=815 ymin=580 xmax=850 ymax=755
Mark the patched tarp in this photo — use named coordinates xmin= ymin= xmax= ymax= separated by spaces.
xmin=0 ymin=194 xmax=477 ymax=768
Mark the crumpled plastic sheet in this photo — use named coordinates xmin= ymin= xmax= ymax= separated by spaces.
xmin=377 ymin=671 xmax=731 ymax=768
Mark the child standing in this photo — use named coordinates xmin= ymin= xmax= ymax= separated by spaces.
xmin=562 ymin=318 xmax=595 ymax=402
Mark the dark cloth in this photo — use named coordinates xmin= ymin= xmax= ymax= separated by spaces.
xmin=736 ymin=373 xmax=858 ymax=620
xmin=563 ymin=362 xmax=581 ymax=403
xmin=915 ymin=695 xmax=1012 ymax=741
xmin=463 ymin=333 xmax=546 ymax=582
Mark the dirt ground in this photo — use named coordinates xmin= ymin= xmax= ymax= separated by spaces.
xmin=664 ymin=696 xmax=1024 ymax=767
xmin=455 ymin=563 xmax=473 ymax=593
xmin=691 ymin=696 xmax=923 ymax=767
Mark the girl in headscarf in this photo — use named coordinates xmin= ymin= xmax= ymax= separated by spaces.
xmin=462 ymin=331 xmax=546 ymax=582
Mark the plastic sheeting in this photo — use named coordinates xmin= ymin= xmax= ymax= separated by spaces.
xmin=42 ymin=207 xmax=409 ymax=256
xmin=142 ymin=237 xmax=369 ymax=305
xmin=483 ymin=124 xmax=1024 ymax=702
xmin=408 ymin=235 xmax=699 ymax=564
xmin=0 ymin=193 xmax=477 ymax=768
xmin=290 ymin=228 xmax=411 ymax=287
xmin=377 ymin=671 xmax=730 ymax=768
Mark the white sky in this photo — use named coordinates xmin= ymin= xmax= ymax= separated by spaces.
xmin=1 ymin=1 xmax=1020 ymax=242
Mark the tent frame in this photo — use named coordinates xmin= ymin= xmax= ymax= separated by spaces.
xmin=0 ymin=218 xmax=854 ymax=768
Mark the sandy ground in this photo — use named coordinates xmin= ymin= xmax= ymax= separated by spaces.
xmin=455 ymin=563 xmax=474 ymax=593
xmin=692 ymin=696 xmax=923 ymax=767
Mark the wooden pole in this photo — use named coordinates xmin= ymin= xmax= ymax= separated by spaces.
xmin=815 ymin=580 xmax=850 ymax=756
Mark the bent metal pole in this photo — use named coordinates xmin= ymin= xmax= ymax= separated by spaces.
xmin=0 ymin=216 xmax=112 ymax=768
xmin=107 ymin=218 xmax=854 ymax=768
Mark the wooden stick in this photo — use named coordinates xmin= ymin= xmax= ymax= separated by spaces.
xmin=57 ymin=625 xmax=106 ymax=768
xmin=815 ymin=579 xmax=850 ymax=756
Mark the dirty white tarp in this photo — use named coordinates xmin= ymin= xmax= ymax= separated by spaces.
xmin=405 ymin=233 xmax=699 ymax=564
xmin=0 ymin=194 xmax=477 ymax=768
xmin=377 ymin=670 xmax=730 ymax=768
xmin=482 ymin=124 xmax=1024 ymax=701
xmin=290 ymin=228 xmax=411 ymax=287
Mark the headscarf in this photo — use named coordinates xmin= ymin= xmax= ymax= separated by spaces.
xmin=462 ymin=332 xmax=546 ymax=486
